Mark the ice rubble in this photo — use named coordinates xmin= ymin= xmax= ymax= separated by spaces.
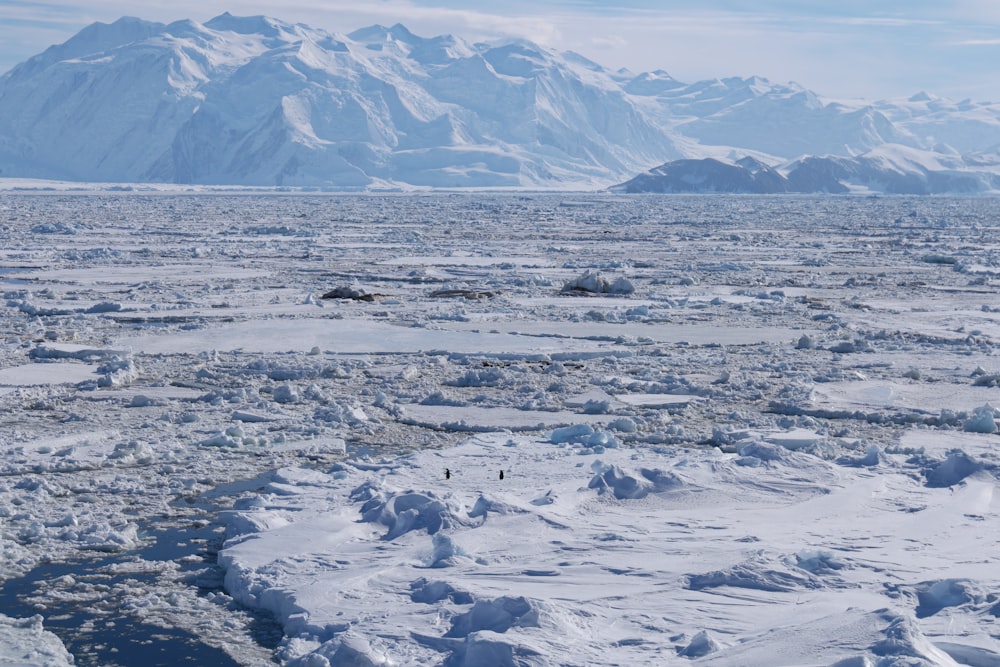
xmin=561 ymin=271 xmax=636 ymax=295
xmin=0 ymin=614 xmax=74 ymax=667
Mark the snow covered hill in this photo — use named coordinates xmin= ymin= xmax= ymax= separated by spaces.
xmin=2 ymin=13 xmax=1000 ymax=189
xmin=615 ymin=145 xmax=1000 ymax=195
xmin=625 ymin=76 xmax=918 ymax=159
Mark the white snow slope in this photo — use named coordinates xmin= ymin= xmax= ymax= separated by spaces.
xmin=2 ymin=193 xmax=1000 ymax=666
xmin=2 ymin=14 xmax=1000 ymax=188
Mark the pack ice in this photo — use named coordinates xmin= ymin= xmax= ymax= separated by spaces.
xmin=0 ymin=193 xmax=999 ymax=666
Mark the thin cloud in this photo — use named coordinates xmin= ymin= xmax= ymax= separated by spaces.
xmin=589 ymin=35 xmax=628 ymax=51
xmin=957 ymin=38 xmax=1000 ymax=46
xmin=821 ymin=17 xmax=941 ymax=28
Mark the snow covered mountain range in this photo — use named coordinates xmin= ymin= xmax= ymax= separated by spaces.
xmin=2 ymin=13 xmax=1000 ymax=190
xmin=614 ymin=147 xmax=1000 ymax=195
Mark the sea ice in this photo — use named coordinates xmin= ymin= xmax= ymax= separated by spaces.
xmin=1 ymin=193 xmax=999 ymax=665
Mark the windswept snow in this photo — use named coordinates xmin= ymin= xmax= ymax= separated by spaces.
xmin=1 ymin=193 xmax=1000 ymax=665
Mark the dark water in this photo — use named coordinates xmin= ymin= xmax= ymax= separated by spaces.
xmin=0 ymin=517 xmax=280 ymax=666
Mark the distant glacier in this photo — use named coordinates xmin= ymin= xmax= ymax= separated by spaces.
xmin=1 ymin=13 xmax=999 ymax=191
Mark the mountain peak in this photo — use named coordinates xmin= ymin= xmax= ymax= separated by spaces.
xmin=348 ymin=23 xmax=420 ymax=44
xmin=5 ymin=15 xmax=165 ymax=79
xmin=624 ymin=70 xmax=684 ymax=96
xmin=55 ymin=16 xmax=164 ymax=59
xmin=345 ymin=23 xmax=472 ymax=64
xmin=735 ymin=155 xmax=775 ymax=173
xmin=908 ymin=91 xmax=935 ymax=103
xmin=204 ymin=13 xmax=290 ymax=39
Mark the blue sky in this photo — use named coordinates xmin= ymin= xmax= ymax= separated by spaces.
xmin=2 ymin=0 xmax=999 ymax=101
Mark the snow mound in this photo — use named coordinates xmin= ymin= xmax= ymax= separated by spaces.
xmin=684 ymin=553 xmax=824 ymax=592
xmin=550 ymin=424 xmax=620 ymax=450
xmin=409 ymin=578 xmax=473 ymax=604
xmin=561 ymin=271 xmax=635 ymax=295
xmin=288 ymin=632 xmax=389 ymax=667
xmin=429 ymin=532 xmax=469 ymax=568
xmin=923 ymin=450 xmax=983 ymax=487
xmin=468 ymin=495 xmax=527 ymax=519
xmin=588 ymin=461 xmax=684 ymax=500
xmin=444 ymin=596 xmax=540 ymax=638
xmin=415 ymin=631 xmax=545 ymax=667
xmin=913 ymin=578 xmax=984 ymax=618
xmin=793 ymin=550 xmax=848 ymax=574
xmin=358 ymin=486 xmax=465 ymax=540
xmin=836 ymin=443 xmax=885 ymax=468
xmin=224 ymin=509 xmax=292 ymax=538
xmin=870 ymin=612 xmax=962 ymax=665
xmin=692 ymin=609 xmax=959 ymax=666
xmin=678 ymin=629 xmax=723 ymax=658
xmin=735 ymin=439 xmax=789 ymax=464
xmin=963 ymin=404 xmax=998 ymax=433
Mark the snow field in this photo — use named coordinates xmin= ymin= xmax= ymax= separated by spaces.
xmin=219 ymin=428 xmax=1000 ymax=665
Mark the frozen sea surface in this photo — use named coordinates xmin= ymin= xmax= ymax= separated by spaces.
xmin=1 ymin=193 xmax=1000 ymax=665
